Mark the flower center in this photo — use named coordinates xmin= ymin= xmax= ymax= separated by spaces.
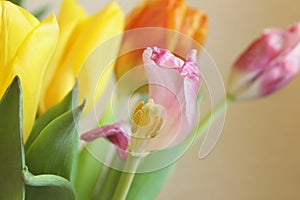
xmin=129 ymin=99 xmax=165 ymax=156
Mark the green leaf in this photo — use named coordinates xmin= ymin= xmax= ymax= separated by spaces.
xmin=24 ymin=169 xmax=76 ymax=200
xmin=0 ymin=77 xmax=25 ymax=200
xmin=75 ymin=147 xmax=103 ymax=200
xmin=26 ymin=101 xmax=85 ymax=180
xmin=93 ymin=153 xmax=123 ymax=200
xmin=8 ymin=0 xmax=22 ymax=6
xmin=74 ymin=140 xmax=109 ymax=200
xmin=127 ymin=164 xmax=175 ymax=200
xmin=33 ymin=6 xmax=49 ymax=20
xmin=25 ymin=82 xmax=78 ymax=151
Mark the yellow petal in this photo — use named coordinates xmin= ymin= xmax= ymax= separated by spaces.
xmin=0 ymin=14 xmax=59 ymax=141
xmin=43 ymin=1 xmax=124 ymax=112
xmin=78 ymin=40 xmax=122 ymax=115
xmin=0 ymin=1 xmax=39 ymax=77
xmin=39 ymin=0 xmax=87 ymax=113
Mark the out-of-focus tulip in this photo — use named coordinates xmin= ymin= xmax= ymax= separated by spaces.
xmin=81 ymin=47 xmax=200 ymax=159
xmin=114 ymin=0 xmax=207 ymax=83
xmin=0 ymin=1 xmax=59 ymax=141
xmin=39 ymin=0 xmax=125 ymax=113
xmin=228 ymin=23 xmax=300 ymax=99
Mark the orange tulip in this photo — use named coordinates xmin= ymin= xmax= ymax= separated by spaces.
xmin=114 ymin=0 xmax=208 ymax=81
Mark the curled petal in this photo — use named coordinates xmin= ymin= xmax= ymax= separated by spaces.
xmin=80 ymin=123 xmax=129 ymax=160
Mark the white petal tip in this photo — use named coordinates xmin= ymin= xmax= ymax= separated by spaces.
xmin=187 ymin=49 xmax=198 ymax=62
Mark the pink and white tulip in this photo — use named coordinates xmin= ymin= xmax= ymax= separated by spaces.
xmin=228 ymin=23 xmax=300 ymax=99
xmin=81 ymin=47 xmax=200 ymax=159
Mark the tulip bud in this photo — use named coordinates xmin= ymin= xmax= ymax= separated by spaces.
xmin=228 ymin=23 xmax=300 ymax=99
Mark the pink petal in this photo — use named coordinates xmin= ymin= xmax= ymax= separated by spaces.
xmin=80 ymin=123 xmax=129 ymax=160
xmin=142 ymin=47 xmax=200 ymax=150
xmin=260 ymin=39 xmax=300 ymax=96
xmin=234 ymin=31 xmax=285 ymax=74
xmin=229 ymin=23 xmax=300 ymax=99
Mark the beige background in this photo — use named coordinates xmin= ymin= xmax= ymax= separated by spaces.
xmin=25 ymin=0 xmax=300 ymax=199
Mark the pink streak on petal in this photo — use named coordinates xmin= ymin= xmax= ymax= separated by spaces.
xmin=80 ymin=123 xmax=129 ymax=160
xmin=229 ymin=22 xmax=300 ymax=99
xmin=151 ymin=47 xmax=184 ymax=69
xmin=143 ymin=47 xmax=200 ymax=150
xmin=258 ymin=23 xmax=300 ymax=96
xmin=234 ymin=32 xmax=285 ymax=73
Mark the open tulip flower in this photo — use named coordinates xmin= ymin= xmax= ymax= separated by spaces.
xmin=81 ymin=47 xmax=200 ymax=159
xmin=228 ymin=23 xmax=300 ymax=99
xmin=114 ymin=0 xmax=207 ymax=84
xmin=39 ymin=0 xmax=125 ymax=113
xmin=0 ymin=1 xmax=59 ymax=141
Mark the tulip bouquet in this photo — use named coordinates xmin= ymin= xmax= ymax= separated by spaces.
xmin=1 ymin=0 xmax=299 ymax=200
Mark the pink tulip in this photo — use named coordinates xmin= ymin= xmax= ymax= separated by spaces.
xmin=81 ymin=47 xmax=200 ymax=158
xmin=228 ymin=23 xmax=300 ymax=99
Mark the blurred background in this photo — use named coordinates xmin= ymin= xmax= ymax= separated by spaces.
xmin=25 ymin=0 xmax=300 ymax=199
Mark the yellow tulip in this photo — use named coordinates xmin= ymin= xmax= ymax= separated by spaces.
xmin=39 ymin=0 xmax=125 ymax=113
xmin=0 ymin=1 xmax=59 ymax=141
xmin=115 ymin=0 xmax=208 ymax=81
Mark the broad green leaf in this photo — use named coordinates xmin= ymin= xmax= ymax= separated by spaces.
xmin=26 ymin=101 xmax=85 ymax=180
xmin=75 ymin=147 xmax=103 ymax=200
xmin=0 ymin=77 xmax=24 ymax=200
xmin=127 ymin=164 xmax=175 ymax=200
xmin=74 ymin=139 xmax=109 ymax=200
xmin=26 ymin=82 xmax=78 ymax=151
xmin=24 ymin=169 xmax=76 ymax=200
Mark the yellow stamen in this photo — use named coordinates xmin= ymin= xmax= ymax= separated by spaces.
xmin=129 ymin=99 xmax=166 ymax=156
xmin=150 ymin=117 xmax=164 ymax=138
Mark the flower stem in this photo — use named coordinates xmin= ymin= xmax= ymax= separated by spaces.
xmin=112 ymin=155 xmax=141 ymax=200
xmin=196 ymin=93 xmax=235 ymax=140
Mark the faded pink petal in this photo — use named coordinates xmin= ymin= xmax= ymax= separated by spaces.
xmin=229 ymin=23 xmax=300 ymax=99
xmin=142 ymin=47 xmax=200 ymax=150
xmin=81 ymin=47 xmax=200 ymax=158
xmin=80 ymin=123 xmax=129 ymax=160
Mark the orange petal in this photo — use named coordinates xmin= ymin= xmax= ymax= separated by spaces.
xmin=115 ymin=0 xmax=208 ymax=81
xmin=125 ymin=0 xmax=185 ymax=30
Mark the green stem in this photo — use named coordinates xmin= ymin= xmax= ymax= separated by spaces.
xmin=196 ymin=93 xmax=235 ymax=139
xmin=112 ymin=156 xmax=141 ymax=200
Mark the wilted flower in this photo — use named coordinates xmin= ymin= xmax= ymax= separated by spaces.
xmin=81 ymin=47 xmax=200 ymax=159
xmin=39 ymin=0 xmax=125 ymax=113
xmin=0 ymin=1 xmax=59 ymax=141
xmin=114 ymin=0 xmax=207 ymax=83
xmin=228 ymin=23 xmax=300 ymax=99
